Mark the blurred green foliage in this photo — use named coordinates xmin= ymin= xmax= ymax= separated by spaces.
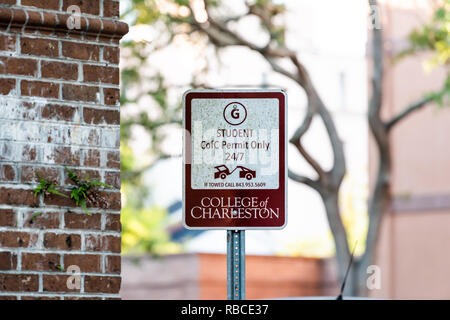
xmin=121 ymin=184 xmax=181 ymax=255
xmin=120 ymin=141 xmax=180 ymax=255
xmin=120 ymin=1 xmax=188 ymax=255
xmin=397 ymin=0 xmax=449 ymax=106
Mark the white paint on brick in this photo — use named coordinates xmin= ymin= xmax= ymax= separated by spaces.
xmin=0 ymin=73 xmax=120 ymax=90
xmin=0 ymin=100 xmax=39 ymax=121
xmin=17 ymin=121 xmax=41 ymax=142
xmin=99 ymin=149 xmax=107 ymax=168
xmin=0 ymin=203 xmax=121 ymax=214
xmin=41 ymin=124 xmax=71 ymax=144
xmin=41 ymin=145 xmax=54 ymax=164
xmin=0 ymin=122 xmax=17 ymax=140
xmin=16 ymin=248 xmax=22 ymax=272
xmin=70 ymin=126 xmax=101 ymax=146
xmin=77 ymin=61 xmax=83 ymax=82
xmin=101 ymin=128 xmax=120 ymax=148
xmin=38 ymin=273 xmax=43 ymax=292
xmin=0 ymin=227 xmax=120 ymax=240
xmin=80 ymin=275 xmax=85 ymax=294
xmin=0 ymin=248 xmax=121 ymax=258
xmin=15 ymin=33 xmax=20 ymax=55
xmin=37 ymin=59 xmax=41 ymax=78
xmin=84 ymin=235 xmax=96 ymax=252
xmin=99 ymin=46 xmax=104 ymax=62
xmin=1 ymin=96 xmax=119 ymax=113
xmin=100 ymin=213 xmax=106 ymax=231
xmin=0 ymin=142 xmax=20 ymax=161
xmin=101 ymin=255 xmax=106 ymax=274
xmin=21 ymin=9 xmax=29 ymax=34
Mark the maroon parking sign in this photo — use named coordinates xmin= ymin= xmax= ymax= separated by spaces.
xmin=183 ymin=90 xmax=287 ymax=229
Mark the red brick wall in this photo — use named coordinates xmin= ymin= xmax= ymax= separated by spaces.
xmin=0 ymin=1 xmax=127 ymax=300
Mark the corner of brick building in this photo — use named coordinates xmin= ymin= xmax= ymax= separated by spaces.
xmin=0 ymin=0 xmax=127 ymax=300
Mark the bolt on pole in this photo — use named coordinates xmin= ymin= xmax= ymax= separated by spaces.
xmin=227 ymin=230 xmax=245 ymax=300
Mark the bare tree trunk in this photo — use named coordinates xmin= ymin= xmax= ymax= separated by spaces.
xmin=320 ymin=191 xmax=353 ymax=294
xmin=354 ymin=139 xmax=392 ymax=296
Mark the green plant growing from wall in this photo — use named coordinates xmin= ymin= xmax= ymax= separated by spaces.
xmin=34 ymin=173 xmax=68 ymax=199
xmin=29 ymin=212 xmax=42 ymax=224
xmin=33 ymin=168 xmax=116 ymax=216
xmin=65 ymin=167 xmax=114 ymax=215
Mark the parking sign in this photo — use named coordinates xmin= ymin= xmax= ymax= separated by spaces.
xmin=183 ymin=90 xmax=287 ymax=229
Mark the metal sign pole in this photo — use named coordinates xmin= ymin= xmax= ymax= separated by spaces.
xmin=227 ymin=230 xmax=245 ymax=300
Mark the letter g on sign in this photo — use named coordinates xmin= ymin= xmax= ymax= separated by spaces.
xmin=223 ymin=102 xmax=247 ymax=126
xmin=231 ymin=107 xmax=240 ymax=119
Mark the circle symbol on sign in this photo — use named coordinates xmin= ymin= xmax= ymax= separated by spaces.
xmin=223 ymin=102 xmax=247 ymax=126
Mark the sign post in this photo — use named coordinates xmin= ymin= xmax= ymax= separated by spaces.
xmin=227 ymin=230 xmax=245 ymax=299
xmin=183 ymin=90 xmax=287 ymax=300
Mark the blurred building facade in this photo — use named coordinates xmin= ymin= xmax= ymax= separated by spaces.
xmin=371 ymin=0 xmax=450 ymax=299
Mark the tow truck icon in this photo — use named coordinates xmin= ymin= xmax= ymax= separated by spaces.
xmin=214 ymin=165 xmax=256 ymax=180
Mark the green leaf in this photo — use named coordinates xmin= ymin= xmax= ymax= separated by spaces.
xmin=70 ymin=189 xmax=80 ymax=203
xmin=65 ymin=166 xmax=80 ymax=184
xmin=33 ymin=186 xmax=42 ymax=197
xmin=80 ymin=199 xmax=90 ymax=216
xmin=31 ymin=212 xmax=42 ymax=223
xmin=35 ymin=172 xmax=43 ymax=182
xmin=89 ymin=179 xmax=115 ymax=189
xmin=47 ymin=185 xmax=69 ymax=198
xmin=33 ymin=173 xmax=55 ymax=198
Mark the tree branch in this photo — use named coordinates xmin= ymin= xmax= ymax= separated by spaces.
xmin=265 ymin=57 xmax=301 ymax=84
xmin=288 ymin=169 xmax=320 ymax=191
xmin=290 ymin=138 xmax=325 ymax=181
xmin=316 ymin=99 xmax=346 ymax=185
xmin=288 ymin=96 xmax=325 ymax=182
xmin=386 ymin=95 xmax=434 ymax=130
xmin=290 ymin=104 xmax=315 ymax=142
